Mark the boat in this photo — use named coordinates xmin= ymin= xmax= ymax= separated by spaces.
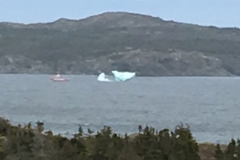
xmin=51 ymin=74 xmax=69 ymax=82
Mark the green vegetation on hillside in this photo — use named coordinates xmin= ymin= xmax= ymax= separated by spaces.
xmin=0 ymin=117 xmax=239 ymax=160
xmin=0 ymin=12 xmax=240 ymax=75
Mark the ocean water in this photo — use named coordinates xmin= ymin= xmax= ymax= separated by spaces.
xmin=0 ymin=74 xmax=240 ymax=143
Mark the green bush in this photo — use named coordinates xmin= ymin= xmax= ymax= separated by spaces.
xmin=0 ymin=117 xmax=239 ymax=160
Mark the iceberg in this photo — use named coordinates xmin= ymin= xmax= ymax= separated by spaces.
xmin=111 ymin=70 xmax=136 ymax=82
xmin=97 ymin=73 xmax=112 ymax=82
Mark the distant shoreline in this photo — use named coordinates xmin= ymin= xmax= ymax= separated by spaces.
xmin=0 ymin=72 xmax=237 ymax=77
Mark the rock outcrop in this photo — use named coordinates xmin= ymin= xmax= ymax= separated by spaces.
xmin=0 ymin=12 xmax=239 ymax=76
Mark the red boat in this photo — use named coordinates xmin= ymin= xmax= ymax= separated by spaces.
xmin=51 ymin=74 xmax=69 ymax=82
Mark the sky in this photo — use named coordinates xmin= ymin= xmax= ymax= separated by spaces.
xmin=0 ymin=0 xmax=239 ymax=28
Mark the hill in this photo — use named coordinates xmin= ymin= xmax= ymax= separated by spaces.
xmin=0 ymin=11 xmax=240 ymax=76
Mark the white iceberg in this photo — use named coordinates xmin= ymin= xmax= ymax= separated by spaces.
xmin=111 ymin=70 xmax=136 ymax=82
xmin=97 ymin=73 xmax=112 ymax=82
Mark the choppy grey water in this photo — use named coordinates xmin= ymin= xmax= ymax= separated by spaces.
xmin=0 ymin=74 xmax=240 ymax=143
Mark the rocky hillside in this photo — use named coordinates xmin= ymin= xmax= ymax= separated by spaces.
xmin=0 ymin=11 xmax=240 ymax=76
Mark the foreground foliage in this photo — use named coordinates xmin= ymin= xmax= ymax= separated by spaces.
xmin=0 ymin=117 xmax=238 ymax=160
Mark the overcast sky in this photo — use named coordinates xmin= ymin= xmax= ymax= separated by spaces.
xmin=0 ymin=0 xmax=239 ymax=27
